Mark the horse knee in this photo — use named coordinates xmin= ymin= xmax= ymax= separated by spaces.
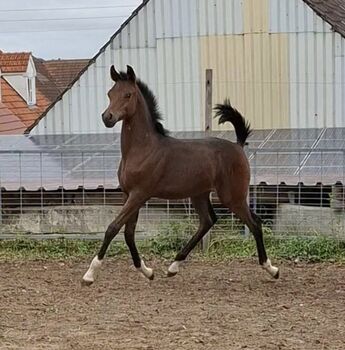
xmin=106 ymin=221 xmax=120 ymax=236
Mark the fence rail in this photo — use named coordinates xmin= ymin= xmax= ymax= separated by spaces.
xmin=1 ymin=148 xmax=345 ymax=239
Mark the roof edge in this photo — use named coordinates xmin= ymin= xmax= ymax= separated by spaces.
xmin=302 ymin=0 xmax=345 ymax=38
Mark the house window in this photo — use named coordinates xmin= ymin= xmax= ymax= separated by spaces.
xmin=27 ymin=77 xmax=34 ymax=105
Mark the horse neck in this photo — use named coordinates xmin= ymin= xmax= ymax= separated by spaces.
xmin=120 ymin=95 xmax=159 ymax=159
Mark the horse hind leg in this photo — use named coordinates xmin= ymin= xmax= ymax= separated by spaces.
xmin=167 ymin=193 xmax=217 ymax=277
xmin=227 ymin=200 xmax=279 ymax=279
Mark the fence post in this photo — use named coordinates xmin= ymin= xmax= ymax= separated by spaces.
xmin=204 ymin=69 xmax=213 ymax=132
xmin=201 ymin=69 xmax=213 ymax=252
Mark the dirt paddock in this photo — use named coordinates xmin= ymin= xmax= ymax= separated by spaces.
xmin=0 ymin=258 xmax=345 ymax=350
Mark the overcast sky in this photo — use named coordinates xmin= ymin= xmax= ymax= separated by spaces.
xmin=0 ymin=0 xmax=142 ymax=59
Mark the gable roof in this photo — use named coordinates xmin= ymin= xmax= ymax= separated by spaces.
xmin=33 ymin=57 xmax=89 ymax=102
xmin=42 ymin=59 xmax=90 ymax=92
xmin=0 ymin=101 xmax=26 ymax=134
xmin=0 ymin=52 xmax=89 ymax=134
xmin=303 ymin=0 xmax=345 ymax=37
xmin=0 ymin=52 xmax=31 ymax=73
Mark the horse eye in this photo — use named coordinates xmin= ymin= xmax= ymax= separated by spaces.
xmin=125 ymin=93 xmax=131 ymax=98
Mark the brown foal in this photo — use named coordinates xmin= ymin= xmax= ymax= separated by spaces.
xmin=82 ymin=65 xmax=279 ymax=285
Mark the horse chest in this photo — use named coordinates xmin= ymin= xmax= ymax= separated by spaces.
xmin=118 ymin=162 xmax=147 ymax=191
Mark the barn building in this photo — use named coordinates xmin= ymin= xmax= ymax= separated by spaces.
xmin=28 ymin=0 xmax=345 ymax=135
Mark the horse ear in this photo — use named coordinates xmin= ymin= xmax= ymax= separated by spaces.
xmin=126 ymin=65 xmax=136 ymax=82
xmin=110 ymin=65 xmax=121 ymax=82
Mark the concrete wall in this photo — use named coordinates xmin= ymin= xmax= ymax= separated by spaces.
xmin=0 ymin=205 xmax=167 ymax=236
xmin=274 ymin=204 xmax=345 ymax=237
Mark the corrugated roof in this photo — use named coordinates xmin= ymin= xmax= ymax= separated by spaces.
xmin=303 ymin=0 xmax=345 ymax=37
xmin=0 ymin=52 xmax=30 ymax=73
xmin=0 ymin=102 xmax=26 ymax=134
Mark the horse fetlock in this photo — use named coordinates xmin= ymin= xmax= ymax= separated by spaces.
xmin=262 ymin=258 xmax=279 ymax=279
xmin=82 ymin=256 xmax=102 ymax=286
xmin=137 ymin=260 xmax=154 ymax=280
xmin=167 ymin=261 xmax=182 ymax=277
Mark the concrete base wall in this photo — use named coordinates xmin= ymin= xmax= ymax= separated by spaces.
xmin=0 ymin=206 xmax=167 ymax=236
xmin=274 ymin=204 xmax=345 ymax=237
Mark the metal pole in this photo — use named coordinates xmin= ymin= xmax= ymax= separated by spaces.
xmin=202 ymin=69 xmax=213 ymax=252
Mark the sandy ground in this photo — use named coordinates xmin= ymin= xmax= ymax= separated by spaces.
xmin=0 ymin=258 xmax=345 ymax=350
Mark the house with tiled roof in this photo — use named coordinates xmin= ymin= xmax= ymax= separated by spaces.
xmin=0 ymin=51 xmax=88 ymax=134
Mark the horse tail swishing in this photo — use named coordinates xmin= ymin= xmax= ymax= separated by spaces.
xmin=214 ymin=98 xmax=252 ymax=147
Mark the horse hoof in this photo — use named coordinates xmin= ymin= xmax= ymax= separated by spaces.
xmin=167 ymin=271 xmax=177 ymax=278
xmin=148 ymin=272 xmax=154 ymax=281
xmin=81 ymin=278 xmax=94 ymax=286
xmin=273 ymin=269 xmax=280 ymax=279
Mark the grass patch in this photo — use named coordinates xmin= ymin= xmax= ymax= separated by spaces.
xmin=1 ymin=229 xmax=345 ymax=262
xmin=0 ymin=238 xmax=127 ymax=260
xmin=207 ymin=232 xmax=345 ymax=262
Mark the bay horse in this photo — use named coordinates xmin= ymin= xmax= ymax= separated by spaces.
xmin=82 ymin=65 xmax=279 ymax=285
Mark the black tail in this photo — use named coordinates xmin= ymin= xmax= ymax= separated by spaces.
xmin=214 ymin=99 xmax=252 ymax=147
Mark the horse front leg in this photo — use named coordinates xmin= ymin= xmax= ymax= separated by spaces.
xmin=82 ymin=193 xmax=146 ymax=285
xmin=124 ymin=210 xmax=154 ymax=280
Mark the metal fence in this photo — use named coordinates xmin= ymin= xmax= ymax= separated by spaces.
xmin=0 ymin=148 xmax=344 ymax=240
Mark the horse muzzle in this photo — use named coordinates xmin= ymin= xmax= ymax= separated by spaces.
xmin=102 ymin=111 xmax=120 ymax=128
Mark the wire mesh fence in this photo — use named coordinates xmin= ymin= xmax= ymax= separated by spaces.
xmin=0 ymin=148 xmax=344 ymax=240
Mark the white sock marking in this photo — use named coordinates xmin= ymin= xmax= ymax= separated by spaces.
xmin=137 ymin=259 xmax=153 ymax=279
xmin=263 ymin=258 xmax=279 ymax=277
xmin=168 ymin=261 xmax=181 ymax=275
xmin=82 ymin=256 xmax=102 ymax=283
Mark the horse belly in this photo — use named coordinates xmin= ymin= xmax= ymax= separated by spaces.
xmin=153 ymin=171 xmax=214 ymax=199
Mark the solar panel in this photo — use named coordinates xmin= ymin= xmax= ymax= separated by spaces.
xmin=269 ymin=128 xmax=322 ymax=141
xmin=321 ymin=127 xmax=345 ymax=140
xmin=1 ymin=128 xmax=345 ymax=189
xmin=248 ymin=129 xmax=272 ymax=141
xmin=263 ymin=140 xmax=315 ymax=149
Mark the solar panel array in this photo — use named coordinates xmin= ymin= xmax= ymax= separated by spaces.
xmin=0 ymin=128 xmax=344 ymax=190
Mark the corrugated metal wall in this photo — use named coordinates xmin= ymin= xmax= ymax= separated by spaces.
xmin=31 ymin=0 xmax=345 ymax=135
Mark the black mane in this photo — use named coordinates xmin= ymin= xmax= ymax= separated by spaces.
xmin=118 ymin=71 xmax=169 ymax=136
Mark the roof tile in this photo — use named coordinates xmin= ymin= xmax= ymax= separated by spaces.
xmin=1 ymin=78 xmax=50 ymax=128
xmin=0 ymin=52 xmax=30 ymax=73
xmin=0 ymin=102 xmax=26 ymax=134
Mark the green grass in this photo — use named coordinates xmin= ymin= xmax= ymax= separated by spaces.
xmin=1 ymin=230 xmax=345 ymax=262
xmin=207 ymin=234 xmax=345 ymax=262
xmin=0 ymin=238 xmax=127 ymax=260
